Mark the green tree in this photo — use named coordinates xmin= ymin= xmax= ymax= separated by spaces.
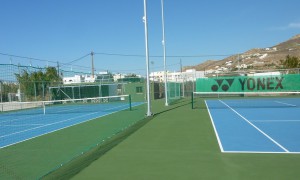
xmin=45 ymin=67 xmax=61 ymax=84
xmin=15 ymin=70 xmax=34 ymax=98
xmin=280 ymin=55 xmax=300 ymax=68
xmin=0 ymin=82 xmax=18 ymax=102
xmin=15 ymin=66 xmax=61 ymax=101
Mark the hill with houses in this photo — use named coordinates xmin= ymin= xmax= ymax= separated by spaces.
xmin=184 ymin=34 xmax=300 ymax=73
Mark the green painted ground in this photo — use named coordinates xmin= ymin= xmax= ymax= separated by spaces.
xmin=1 ymin=98 xmax=300 ymax=179
xmin=71 ymin=99 xmax=300 ymax=180
xmin=0 ymin=103 xmax=146 ymax=179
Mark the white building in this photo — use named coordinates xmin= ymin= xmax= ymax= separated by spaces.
xmin=181 ymin=69 xmax=205 ymax=82
xmin=259 ymin=53 xmax=268 ymax=59
xmin=150 ymin=69 xmax=205 ymax=82
xmin=84 ymin=75 xmax=96 ymax=83
xmin=150 ymin=71 xmax=166 ymax=82
xmin=168 ymin=71 xmax=182 ymax=82
xmin=113 ymin=73 xmax=126 ymax=82
xmin=236 ymin=64 xmax=248 ymax=69
xmin=63 ymin=74 xmax=96 ymax=84
xmin=225 ymin=61 xmax=233 ymax=67
xmin=63 ymin=72 xmax=143 ymax=85
xmin=205 ymin=69 xmax=215 ymax=74
xmin=63 ymin=71 xmax=108 ymax=84
xmin=63 ymin=75 xmax=84 ymax=84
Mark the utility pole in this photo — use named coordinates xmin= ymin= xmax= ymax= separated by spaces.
xmin=180 ymin=58 xmax=183 ymax=73
xmin=91 ymin=51 xmax=95 ymax=78
xmin=143 ymin=0 xmax=152 ymax=116
xmin=57 ymin=61 xmax=60 ymax=77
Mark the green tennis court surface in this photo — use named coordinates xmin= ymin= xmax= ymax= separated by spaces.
xmin=70 ymin=99 xmax=300 ymax=180
xmin=0 ymin=99 xmax=145 ymax=179
xmin=1 ymin=98 xmax=300 ymax=179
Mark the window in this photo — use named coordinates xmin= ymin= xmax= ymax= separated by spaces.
xmin=136 ymin=86 xmax=143 ymax=93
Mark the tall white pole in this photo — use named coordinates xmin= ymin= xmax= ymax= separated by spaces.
xmin=143 ymin=0 xmax=152 ymax=116
xmin=161 ymin=0 xmax=168 ymax=106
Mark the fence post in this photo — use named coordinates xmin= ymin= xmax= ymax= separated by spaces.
xmin=129 ymin=95 xmax=132 ymax=111
xmin=191 ymin=92 xmax=194 ymax=109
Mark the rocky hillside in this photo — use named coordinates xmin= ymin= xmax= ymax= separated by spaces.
xmin=185 ymin=34 xmax=300 ymax=73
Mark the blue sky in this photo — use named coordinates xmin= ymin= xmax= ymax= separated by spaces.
xmin=0 ymin=0 xmax=300 ymax=75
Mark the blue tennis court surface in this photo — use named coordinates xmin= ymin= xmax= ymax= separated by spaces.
xmin=206 ymin=97 xmax=300 ymax=153
xmin=0 ymin=102 xmax=143 ymax=149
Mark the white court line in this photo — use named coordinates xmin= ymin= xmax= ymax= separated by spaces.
xmin=205 ymin=100 xmax=224 ymax=152
xmin=223 ymin=151 xmax=300 ymax=154
xmin=274 ymin=101 xmax=297 ymax=107
xmin=219 ymin=100 xmax=290 ymax=153
xmin=0 ymin=124 xmax=45 ymax=127
xmin=251 ymin=120 xmax=300 ymax=123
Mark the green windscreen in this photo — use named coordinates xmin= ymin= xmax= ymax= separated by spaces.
xmin=167 ymin=82 xmax=181 ymax=104
xmin=196 ymin=74 xmax=300 ymax=92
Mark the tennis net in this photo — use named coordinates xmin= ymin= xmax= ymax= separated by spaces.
xmin=0 ymin=95 xmax=132 ymax=115
xmin=192 ymin=91 xmax=300 ymax=109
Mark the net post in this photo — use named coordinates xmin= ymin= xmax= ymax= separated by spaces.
xmin=129 ymin=95 xmax=132 ymax=111
xmin=43 ymin=102 xmax=46 ymax=115
xmin=191 ymin=92 xmax=194 ymax=109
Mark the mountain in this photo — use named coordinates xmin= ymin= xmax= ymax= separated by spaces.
xmin=185 ymin=34 xmax=300 ymax=72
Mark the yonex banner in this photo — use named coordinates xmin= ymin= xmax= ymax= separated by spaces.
xmin=196 ymin=74 xmax=300 ymax=92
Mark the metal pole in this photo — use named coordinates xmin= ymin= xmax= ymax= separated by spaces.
xmin=42 ymin=81 xmax=45 ymax=101
xmin=57 ymin=62 xmax=60 ymax=77
xmin=143 ymin=0 xmax=152 ymax=116
xmin=18 ymin=64 xmax=21 ymax=102
xmin=0 ymin=80 xmax=2 ymax=103
xmin=91 ymin=51 xmax=95 ymax=79
xmin=79 ymin=85 xmax=81 ymax=99
xmin=129 ymin=95 xmax=132 ymax=111
xmin=43 ymin=102 xmax=46 ymax=115
xmin=180 ymin=58 xmax=184 ymax=97
xmin=72 ymin=87 xmax=74 ymax=99
xmin=182 ymin=74 xmax=185 ymax=97
xmin=34 ymin=82 xmax=37 ymax=101
xmin=161 ymin=0 xmax=168 ymax=106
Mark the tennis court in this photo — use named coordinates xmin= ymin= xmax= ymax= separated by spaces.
xmin=0 ymin=95 xmax=143 ymax=149
xmin=206 ymin=97 xmax=300 ymax=153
